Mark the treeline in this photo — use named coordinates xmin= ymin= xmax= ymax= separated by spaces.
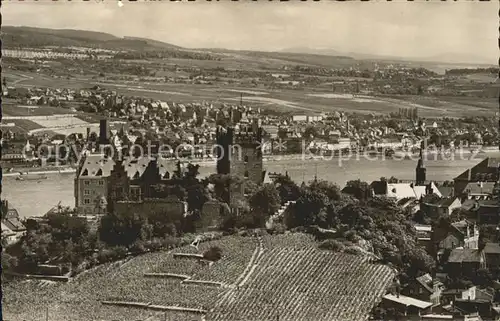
xmin=445 ymin=67 xmax=499 ymax=76
xmin=3 ymin=169 xmax=438 ymax=283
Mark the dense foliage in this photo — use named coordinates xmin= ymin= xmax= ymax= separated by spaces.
xmin=284 ymin=179 xmax=435 ymax=280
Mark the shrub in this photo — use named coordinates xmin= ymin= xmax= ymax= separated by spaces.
xmin=268 ymin=223 xmax=287 ymax=235
xmin=144 ymin=238 xmax=163 ymax=252
xmin=344 ymin=230 xmax=362 ymax=243
xmin=318 ymin=239 xmax=345 ymax=252
xmin=203 ymin=246 xmax=223 ymax=262
xmin=344 ymin=246 xmax=363 ymax=255
xmin=130 ymin=240 xmax=146 ymax=254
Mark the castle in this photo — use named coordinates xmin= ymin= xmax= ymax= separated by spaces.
xmin=74 ymin=118 xmax=265 ymax=217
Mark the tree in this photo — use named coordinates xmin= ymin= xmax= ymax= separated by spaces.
xmin=203 ymin=246 xmax=222 ymax=262
xmin=273 ymin=174 xmax=301 ymax=204
xmin=98 ymin=211 xmax=145 ymax=247
xmin=309 ymin=180 xmax=341 ymax=202
xmin=248 ymin=184 xmax=281 ymax=228
xmin=285 ymin=188 xmax=328 ymax=228
xmin=342 ymin=180 xmax=372 ymax=200
xmin=88 ymin=132 xmax=98 ymax=143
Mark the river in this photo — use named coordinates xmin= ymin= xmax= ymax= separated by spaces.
xmin=3 ymin=154 xmax=497 ymax=218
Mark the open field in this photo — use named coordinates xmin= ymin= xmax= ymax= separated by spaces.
xmin=0 ymin=119 xmax=45 ymax=132
xmin=2 ymin=233 xmax=395 ymax=321
xmin=2 ymin=102 xmax=76 ymax=117
xmin=4 ymin=68 xmax=498 ymax=118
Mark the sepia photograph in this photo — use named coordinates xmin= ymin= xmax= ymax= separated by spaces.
xmin=1 ymin=1 xmax=499 ymax=320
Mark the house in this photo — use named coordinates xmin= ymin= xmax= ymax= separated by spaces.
xmin=453 ymin=158 xmax=499 ymax=196
xmin=1 ymin=222 xmax=18 ymax=245
xmin=452 ymin=287 xmax=496 ymax=319
xmin=446 ymin=248 xmax=486 ymax=277
xmin=381 ymin=293 xmax=433 ymax=316
xmin=420 ymin=197 xmax=462 ymax=218
xmin=484 ymin=242 xmax=500 ymax=273
xmin=402 ymin=273 xmax=444 ymax=307
xmin=476 ymin=200 xmax=500 ymax=225
xmin=2 ymin=203 xmax=26 ymax=232
xmin=459 ymin=182 xmax=496 ymax=201
xmin=433 ymin=220 xmax=479 ymax=259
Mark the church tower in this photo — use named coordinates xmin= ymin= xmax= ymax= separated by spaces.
xmin=416 ymin=141 xmax=426 ymax=186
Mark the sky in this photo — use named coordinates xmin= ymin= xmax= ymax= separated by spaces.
xmin=2 ymin=1 xmax=498 ymax=64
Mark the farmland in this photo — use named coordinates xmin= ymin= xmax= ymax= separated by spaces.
xmin=3 ymin=62 xmax=498 ymax=119
xmin=2 ymin=233 xmax=395 ymax=321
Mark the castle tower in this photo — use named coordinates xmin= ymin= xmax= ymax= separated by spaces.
xmin=416 ymin=141 xmax=426 ymax=186
xmin=216 ymin=126 xmax=233 ymax=176
xmin=107 ymin=159 xmax=130 ymax=213
xmin=216 ymin=120 xmax=264 ymax=206
xmin=216 ymin=121 xmax=263 ymax=185
xmin=231 ymin=118 xmax=263 ymax=185
xmin=99 ymin=119 xmax=110 ymax=146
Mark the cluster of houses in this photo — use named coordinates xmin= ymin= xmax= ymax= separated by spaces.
xmin=2 ymin=49 xmax=112 ymax=60
xmin=369 ymin=157 xmax=500 ymax=320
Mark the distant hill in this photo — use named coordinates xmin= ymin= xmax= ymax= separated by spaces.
xmin=280 ymin=46 xmax=494 ymax=66
xmin=123 ymin=36 xmax=183 ymax=50
xmin=2 ymin=26 xmax=184 ymax=51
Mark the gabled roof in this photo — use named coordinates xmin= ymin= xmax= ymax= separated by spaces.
xmin=454 ymin=157 xmax=500 ymax=181
xmin=3 ymin=216 xmax=26 ymax=231
xmin=1 ymin=222 xmax=15 ymax=236
xmin=416 ymin=273 xmax=433 ymax=293
xmin=78 ymin=154 xmax=114 ymax=177
xmin=462 ymin=182 xmax=496 ymax=195
xmin=424 ymin=197 xmax=460 ymax=208
xmin=414 ymin=183 xmax=442 ymax=199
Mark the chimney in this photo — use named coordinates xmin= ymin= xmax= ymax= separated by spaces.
xmin=86 ymin=127 xmax=91 ymax=140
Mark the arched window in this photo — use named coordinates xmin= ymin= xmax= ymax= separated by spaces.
xmin=163 ymin=171 xmax=170 ymax=179
xmin=81 ymin=169 xmax=89 ymax=176
xmin=96 ymin=169 xmax=103 ymax=176
xmin=244 ymin=155 xmax=249 ymax=163
xmin=244 ymin=171 xmax=249 ymax=178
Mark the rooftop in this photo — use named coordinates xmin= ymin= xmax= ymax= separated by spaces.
xmin=448 ymin=248 xmax=483 ymax=263
xmin=383 ymin=293 xmax=432 ymax=309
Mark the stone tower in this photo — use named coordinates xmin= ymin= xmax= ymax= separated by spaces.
xmin=107 ymin=159 xmax=130 ymax=213
xmin=216 ymin=119 xmax=264 ymax=206
xmin=416 ymin=141 xmax=426 ymax=186
xmin=216 ymin=119 xmax=263 ymax=185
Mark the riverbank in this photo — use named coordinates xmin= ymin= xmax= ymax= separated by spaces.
xmin=3 ymin=147 xmax=497 ymax=177
xmin=3 ymin=168 xmax=76 ymax=177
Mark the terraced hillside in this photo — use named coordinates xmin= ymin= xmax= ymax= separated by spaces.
xmin=2 ymin=233 xmax=395 ymax=321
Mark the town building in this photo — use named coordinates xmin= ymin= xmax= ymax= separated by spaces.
xmin=453 ymin=158 xmax=499 ymax=196
xmin=420 ymin=197 xmax=462 ymax=218
xmin=401 ymin=273 xmax=444 ymax=307
xmin=433 ymin=220 xmax=480 ymax=259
